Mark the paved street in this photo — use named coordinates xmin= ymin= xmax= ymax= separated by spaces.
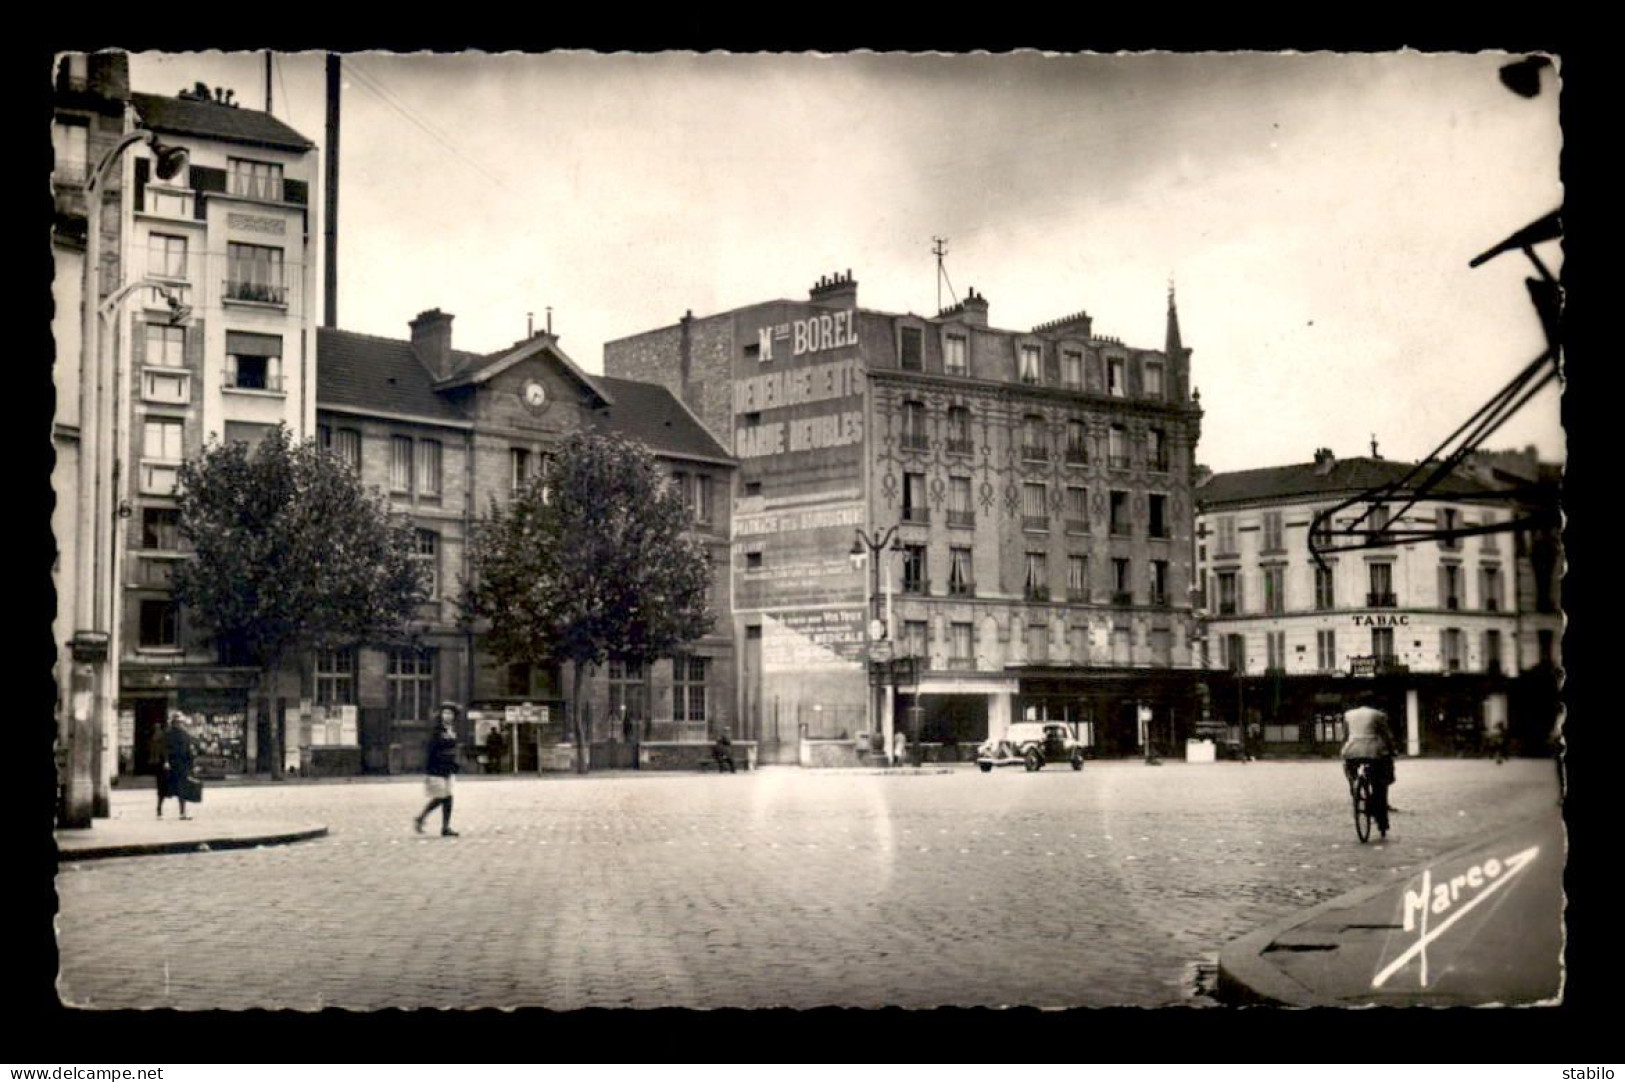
xmin=55 ymin=758 xmax=1559 ymax=1010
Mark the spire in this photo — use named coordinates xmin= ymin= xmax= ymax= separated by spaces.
xmin=1165 ymin=277 xmax=1184 ymax=357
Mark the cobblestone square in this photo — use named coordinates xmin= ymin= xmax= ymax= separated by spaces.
xmin=55 ymin=758 xmax=1559 ymax=1010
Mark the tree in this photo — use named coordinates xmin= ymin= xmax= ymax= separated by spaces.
xmin=171 ymin=425 xmax=428 ymax=777
xmin=462 ymin=430 xmax=715 ymax=773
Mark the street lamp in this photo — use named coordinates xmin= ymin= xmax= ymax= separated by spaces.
xmin=64 ymin=123 xmax=188 ymax=828
xmin=850 ymin=526 xmax=903 ymax=763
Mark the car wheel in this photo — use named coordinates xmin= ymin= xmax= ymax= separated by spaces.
xmin=1071 ymin=754 xmax=1084 ymax=771
xmin=1024 ymin=749 xmax=1043 ymax=772
xmin=979 ymin=761 xmax=993 ymax=773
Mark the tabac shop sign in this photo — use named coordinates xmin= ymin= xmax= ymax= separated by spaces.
xmin=734 ymin=323 xmax=865 ymax=459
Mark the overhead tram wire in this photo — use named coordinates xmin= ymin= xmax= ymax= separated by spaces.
xmin=342 ymin=59 xmax=521 ymax=197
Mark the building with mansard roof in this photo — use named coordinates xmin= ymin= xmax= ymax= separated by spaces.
xmin=1193 ymin=446 xmax=1549 ymax=756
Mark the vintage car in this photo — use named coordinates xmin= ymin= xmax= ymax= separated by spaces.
xmin=976 ymin=722 xmax=1086 ymax=772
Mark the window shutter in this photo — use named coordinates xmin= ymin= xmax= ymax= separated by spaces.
xmin=186 ymin=317 xmax=205 ymax=370
xmin=189 ymin=164 xmax=224 ymax=222
xmin=1437 ymin=565 xmax=1448 ymax=606
xmin=130 ymin=317 xmax=146 ymax=367
xmin=283 ymin=178 xmax=308 ymax=205
xmin=226 ymin=331 xmax=283 ymax=357
xmin=133 ymin=156 xmax=149 ymax=213
xmin=190 ymin=164 xmax=227 ymax=193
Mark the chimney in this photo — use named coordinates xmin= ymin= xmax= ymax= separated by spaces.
xmin=1313 ymin=447 xmax=1337 ymax=475
xmin=410 ymin=308 xmax=456 ymax=380
xmin=958 ymin=286 xmax=990 ymax=328
xmin=809 ymin=268 xmax=859 ymax=307
xmin=86 ymin=52 xmax=130 ymax=101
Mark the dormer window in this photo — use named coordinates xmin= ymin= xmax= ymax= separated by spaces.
xmin=1144 ymin=360 xmax=1164 ymax=399
xmin=1019 ymin=344 xmax=1042 ymax=385
xmin=1062 ymin=349 xmax=1083 ymax=389
xmin=944 ymin=333 xmax=968 ymax=376
xmin=1107 ymin=356 xmax=1127 ymax=397
xmin=900 ymin=326 xmax=923 ymax=371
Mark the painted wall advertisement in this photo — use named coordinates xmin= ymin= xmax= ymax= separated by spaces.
xmin=761 ymin=608 xmax=867 ymax=672
xmin=734 ymin=499 xmax=867 ymax=611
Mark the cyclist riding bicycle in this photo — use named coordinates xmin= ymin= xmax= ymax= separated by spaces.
xmin=1342 ymin=697 xmax=1399 ymax=840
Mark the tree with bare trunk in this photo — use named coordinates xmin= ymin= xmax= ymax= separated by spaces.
xmin=461 ymin=431 xmax=713 ymax=773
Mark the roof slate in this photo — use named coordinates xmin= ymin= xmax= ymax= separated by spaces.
xmin=316 ymin=328 xmax=476 ymax=425
xmin=131 ymin=92 xmax=315 ymax=151
xmin=591 ymin=376 xmax=732 ymax=463
xmin=1197 ymin=457 xmax=1497 ymax=507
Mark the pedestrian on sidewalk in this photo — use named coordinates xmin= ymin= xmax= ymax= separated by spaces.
xmin=158 ymin=712 xmax=197 ymax=821
xmin=484 ymin=724 xmax=505 ymax=775
xmin=415 ymin=703 xmax=463 ymax=837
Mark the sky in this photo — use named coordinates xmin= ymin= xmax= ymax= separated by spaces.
xmin=124 ymin=50 xmax=1565 ymax=475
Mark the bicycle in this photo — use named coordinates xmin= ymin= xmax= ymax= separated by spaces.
xmin=1345 ymin=757 xmax=1397 ymax=844
xmin=1349 ymin=762 xmax=1375 ymax=842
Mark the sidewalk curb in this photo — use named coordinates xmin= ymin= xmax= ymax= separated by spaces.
xmin=56 ymin=825 xmax=329 ymax=863
xmin=1215 ymin=808 xmax=1561 ymax=1007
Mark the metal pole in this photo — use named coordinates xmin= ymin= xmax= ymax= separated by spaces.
xmin=65 ymin=125 xmax=149 ymax=827
xmin=324 ymin=54 xmax=341 ymax=329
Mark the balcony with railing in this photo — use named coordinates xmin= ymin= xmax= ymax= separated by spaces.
xmin=1218 ymin=600 xmax=1238 ymax=616
xmin=1066 ymin=587 xmax=1090 ymax=603
xmin=1149 ymin=591 xmax=1170 ymax=608
xmin=947 ymin=579 xmax=976 ymax=598
xmin=901 ymin=505 xmax=931 ymax=525
xmin=223 ymin=368 xmax=286 ymax=394
xmin=1109 ymin=453 xmax=1132 ymax=470
xmin=1022 ymin=515 xmax=1050 ymax=532
xmin=1446 ymin=596 xmax=1460 ymax=610
xmin=1485 ymin=597 xmax=1500 ymax=612
xmin=945 ymin=655 xmax=977 ymax=670
xmin=224 ymin=277 xmax=290 ymax=306
xmin=1111 ymin=591 xmax=1135 ymax=607
xmin=946 ymin=510 xmax=975 ymax=529
xmin=1064 ymin=446 xmax=1089 ymax=466
xmin=1367 ymin=592 xmax=1398 ymax=608
xmin=945 ymin=438 xmax=974 ymax=456
xmin=901 ymin=577 xmax=929 ymax=596
xmin=1021 ymin=444 xmax=1049 ymax=462
xmin=900 ymin=431 xmax=931 ymax=452
xmin=1148 ymin=455 xmax=1171 ymax=473
xmin=1065 ymin=518 xmax=1089 ymax=535
xmin=1024 ymin=584 xmax=1051 ymax=602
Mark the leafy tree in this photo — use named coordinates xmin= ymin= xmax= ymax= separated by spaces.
xmin=171 ymin=425 xmax=428 ymax=777
xmin=462 ymin=430 xmax=715 ymax=773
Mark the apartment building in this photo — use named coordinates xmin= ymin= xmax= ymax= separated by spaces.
xmin=607 ymin=272 xmax=1205 ymax=762
xmin=1194 ymin=449 xmax=1531 ymax=754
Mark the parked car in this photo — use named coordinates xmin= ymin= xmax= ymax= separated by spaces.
xmin=976 ymin=722 xmax=1086 ymax=772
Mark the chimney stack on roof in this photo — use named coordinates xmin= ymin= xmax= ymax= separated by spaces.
xmin=810 ymin=268 xmax=858 ymax=306
xmin=410 ymin=308 xmax=456 ymax=380
xmin=1313 ymin=447 xmax=1337 ymax=475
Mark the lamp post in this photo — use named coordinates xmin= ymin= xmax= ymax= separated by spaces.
xmin=63 ymin=122 xmax=188 ymax=828
xmin=850 ymin=525 xmax=902 ymax=763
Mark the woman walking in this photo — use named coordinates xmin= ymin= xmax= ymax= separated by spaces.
xmin=414 ymin=703 xmax=462 ymax=837
xmin=158 ymin=712 xmax=196 ymax=821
